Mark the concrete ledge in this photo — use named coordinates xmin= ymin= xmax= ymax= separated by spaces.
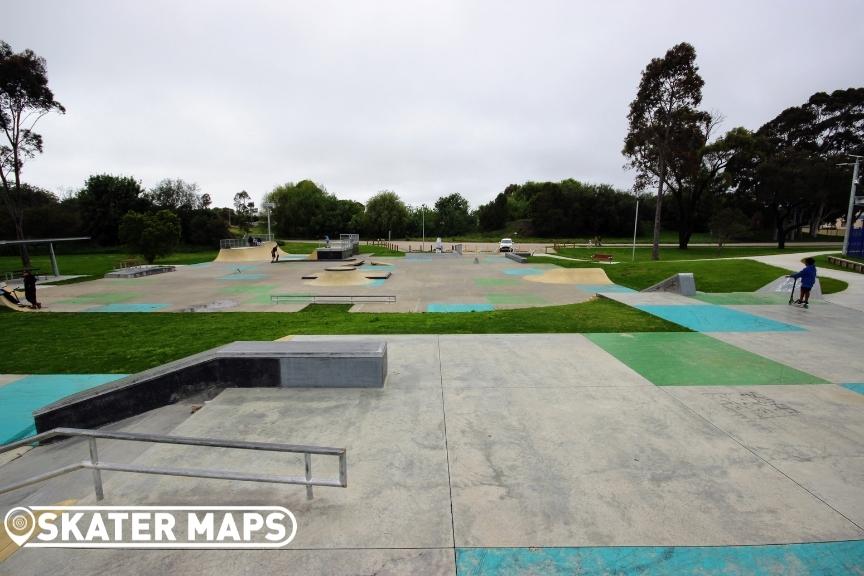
xmin=105 ymin=265 xmax=176 ymax=278
xmin=34 ymin=341 xmax=387 ymax=432
xmin=505 ymin=252 xmax=529 ymax=263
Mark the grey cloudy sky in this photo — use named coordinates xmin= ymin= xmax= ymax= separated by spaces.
xmin=3 ymin=0 xmax=861 ymax=209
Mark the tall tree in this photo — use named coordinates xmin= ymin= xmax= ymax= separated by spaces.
xmin=147 ymin=178 xmax=202 ymax=211
xmin=0 ymin=41 xmax=65 ymax=267
xmin=623 ymin=42 xmax=706 ymax=259
xmin=77 ymin=174 xmax=149 ymax=245
xmin=364 ymin=190 xmax=410 ymax=238
xmin=433 ymin=193 xmax=474 ymax=236
xmin=232 ymin=190 xmax=256 ymax=233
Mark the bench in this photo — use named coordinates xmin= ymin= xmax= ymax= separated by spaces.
xmin=591 ymin=254 xmax=614 ymax=262
xmin=271 ymin=294 xmax=397 ymax=304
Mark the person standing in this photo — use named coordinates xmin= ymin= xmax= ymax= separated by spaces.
xmin=22 ymin=270 xmax=41 ymax=309
xmin=271 ymin=245 xmax=279 ymax=263
xmin=789 ymin=257 xmax=817 ymax=308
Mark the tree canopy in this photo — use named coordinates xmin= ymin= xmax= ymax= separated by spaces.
xmin=0 ymin=40 xmax=64 ymax=267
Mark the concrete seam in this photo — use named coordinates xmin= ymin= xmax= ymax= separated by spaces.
xmin=659 ymin=386 xmax=864 ymax=534
xmin=437 ymin=334 xmax=458 ymax=572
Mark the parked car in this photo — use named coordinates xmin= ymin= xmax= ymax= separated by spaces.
xmin=498 ymin=238 xmax=514 ymax=252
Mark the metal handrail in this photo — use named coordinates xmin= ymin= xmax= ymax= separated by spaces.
xmin=0 ymin=428 xmax=346 ymax=501
xmin=271 ymin=294 xmax=396 ymax=304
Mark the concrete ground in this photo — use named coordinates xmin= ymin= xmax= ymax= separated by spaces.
xmin=2 ymin=327 xmax=863 ymax=575
xmin=27 ymin=254 xmax=602 ymax=313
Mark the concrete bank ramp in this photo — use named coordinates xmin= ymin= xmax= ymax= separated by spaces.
xmin=214 ymin=241 xmax=297 ymax=263
xmin=642 ymin=273 xmax=696 ymax=296
xmin=758 ymin=275 xmax=823 ymax=299
xmin=523 ymin=267 xmax=612 ymax=285
xmin=34 ymin=341 xmax=387 ymax=432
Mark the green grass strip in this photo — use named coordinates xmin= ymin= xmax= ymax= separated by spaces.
xmin=529 ymin=256 xmax=848 ymax=294
xmin=1 ymin=300 xmax=683 ymax=374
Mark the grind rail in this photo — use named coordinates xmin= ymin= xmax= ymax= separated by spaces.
xmin=0 ymin=428 xmax=347 ymax=501
xmin=271 ymin=294 xmax=396 ymax=304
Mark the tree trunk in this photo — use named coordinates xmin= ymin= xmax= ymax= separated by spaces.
xmin=13 ymin=217 xmax=31 ymax=269
xmin=652 ymin=155 xmax=667 ymax=261
xmin=810 ymin=202 xmax=824 ymax=239
xmin=776 ymin=213 xmax=786 ymax=249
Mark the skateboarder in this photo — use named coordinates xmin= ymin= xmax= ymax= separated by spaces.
xmin=0 ymin=282 xmax=23 ymax=306
xmin=271 ymin=244 xmax=279 ymax=263
xmin=789 ymin=257 xmax=817 ymax=308
xmin=22 ymin=270 xmax=41 ymax=309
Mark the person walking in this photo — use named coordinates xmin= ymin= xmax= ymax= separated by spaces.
xmin=271 ymin=244 xmax=279 ymax=263
xmin=22 ymin=270 xmax=41 ymax=309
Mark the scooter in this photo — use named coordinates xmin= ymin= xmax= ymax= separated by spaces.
xmin=787 ymin=276 xmax=798 ymax=305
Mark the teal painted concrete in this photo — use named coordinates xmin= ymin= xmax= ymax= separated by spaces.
xmin=502 ymin=268 xmax=543 ymax=276
xmin=217 ymin=273 xmax=268 ymax=281
xmin=0 ymin=374 xmax=127 ymax=444
xmin=426 ymin=303 xmax=495 ymax=313
xmin=636 ymin=304 xmax=804 ymax=333
xmin=456 ymin=541 xmax=864 ymax=575
xmin=85 ymin=303 xmax=169 ymax=313
xmin=842 ymin=383 xmax=864 ymax=396
xmin=577 ymin=284 xmax=635 ymax=293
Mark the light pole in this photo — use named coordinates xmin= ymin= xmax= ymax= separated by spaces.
xmin=421 ymin=204 xmax=426 ymax=251
xmin=841 ymin=156 xmax=862 ymax=256
xmin=632 ymin=197 xmax=640 ymax=262
xmin=263 ymin=202 xmax=275 ymax=240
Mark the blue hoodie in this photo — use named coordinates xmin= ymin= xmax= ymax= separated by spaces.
xmin=792 ymin=263 xmax=817 ymax=289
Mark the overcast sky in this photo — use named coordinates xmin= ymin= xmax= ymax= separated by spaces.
xmin=3 ymin=0 xmax=861 ymax=209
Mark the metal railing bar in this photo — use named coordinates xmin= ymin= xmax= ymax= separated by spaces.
xmin=83 ymin=462 xmax=345 ymax=488
xmin=1 ymin=428 xmax=344 ymax=457
xmin=0 ymin=462 xmax=86 ymax=495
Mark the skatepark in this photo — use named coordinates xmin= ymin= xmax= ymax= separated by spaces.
xmin=1 ymin=248 xmax=864 ymax=574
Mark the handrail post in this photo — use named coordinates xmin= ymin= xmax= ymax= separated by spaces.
xmin=304 ymin=454 xmax=313 ymax=500
xmin=339 ymin=453 xmax=348 ymax=488
xmin=88 ymin=438 xmax=104 ymax=501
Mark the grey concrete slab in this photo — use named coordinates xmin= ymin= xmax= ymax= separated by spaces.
xmin=665 ymin=384 xmax=864 ymax=527
xmin=444 ymin=385 xmax=863 ymax=547
xmin=91 ymin=385 xmax=454 ymax=549
xmin=2 ymin=547 xmax=455 ymax=576
xmin=438 ymin=334 xmax=653 ymax=389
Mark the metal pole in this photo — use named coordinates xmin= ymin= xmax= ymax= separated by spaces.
xmin=89 ymin=438 xmax=104 ymax=501
xmin=304 ymin=453 xmax=313 ymax=500
xmin=842 ymin=157 xmax=861 ymax=256
xmin=49 ymin=242 xmax=59 ymax=276
xmin=632 ymin=198 xmax=640 ymax=262
xmin=422 ymin=206 xmax=425 ymax=252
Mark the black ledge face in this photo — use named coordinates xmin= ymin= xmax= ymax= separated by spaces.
xmin=33 ymin=341 xmax=388 ymax=433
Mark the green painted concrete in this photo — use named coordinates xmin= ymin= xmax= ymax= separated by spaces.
xmin=692 ymin=292 xmax=790 ymax=305
xmin=57 ymin=291 xmax=141 ymax=304
xmin=586 ymin=332 xmax=827 ymax=386
xmin=220 ymin=283 xmax=277 ymax=294
xmin=474 ymin=277 xmax=520 ymax=287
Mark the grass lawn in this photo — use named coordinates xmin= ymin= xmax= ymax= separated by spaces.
xmin=814 ymin=253 xmax=864 ymax=274
xmin=552 ymin=245 xmax=819 ymax=262
xmin=529 ymin=255 xmax=848 ymax=294
xmin=359 ymin=245 xmax=404 ymax=257
xmin=0 ymin=300 xmax=683 ymax=374
xmin=0 ymin=250 xmax=217 ymax=284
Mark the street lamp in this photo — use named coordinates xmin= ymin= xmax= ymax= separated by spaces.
xmin=840 ymin=156 xmax=862 ymax=256
xmin=262 ymin=202 xmax=275 ymax=240
xmin=421 ymin=204 xmax=426 ymax=252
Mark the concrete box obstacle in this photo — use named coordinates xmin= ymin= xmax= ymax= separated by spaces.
xmin=34 ymin=341 xmax=387 ymax=432
xmin=104 ymin=265 xmax=176 ymax=279
xmin=505 ymin=252 xmax=529 ymax=263
xmin=642 ymin=273 xmax=696 ymax=296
